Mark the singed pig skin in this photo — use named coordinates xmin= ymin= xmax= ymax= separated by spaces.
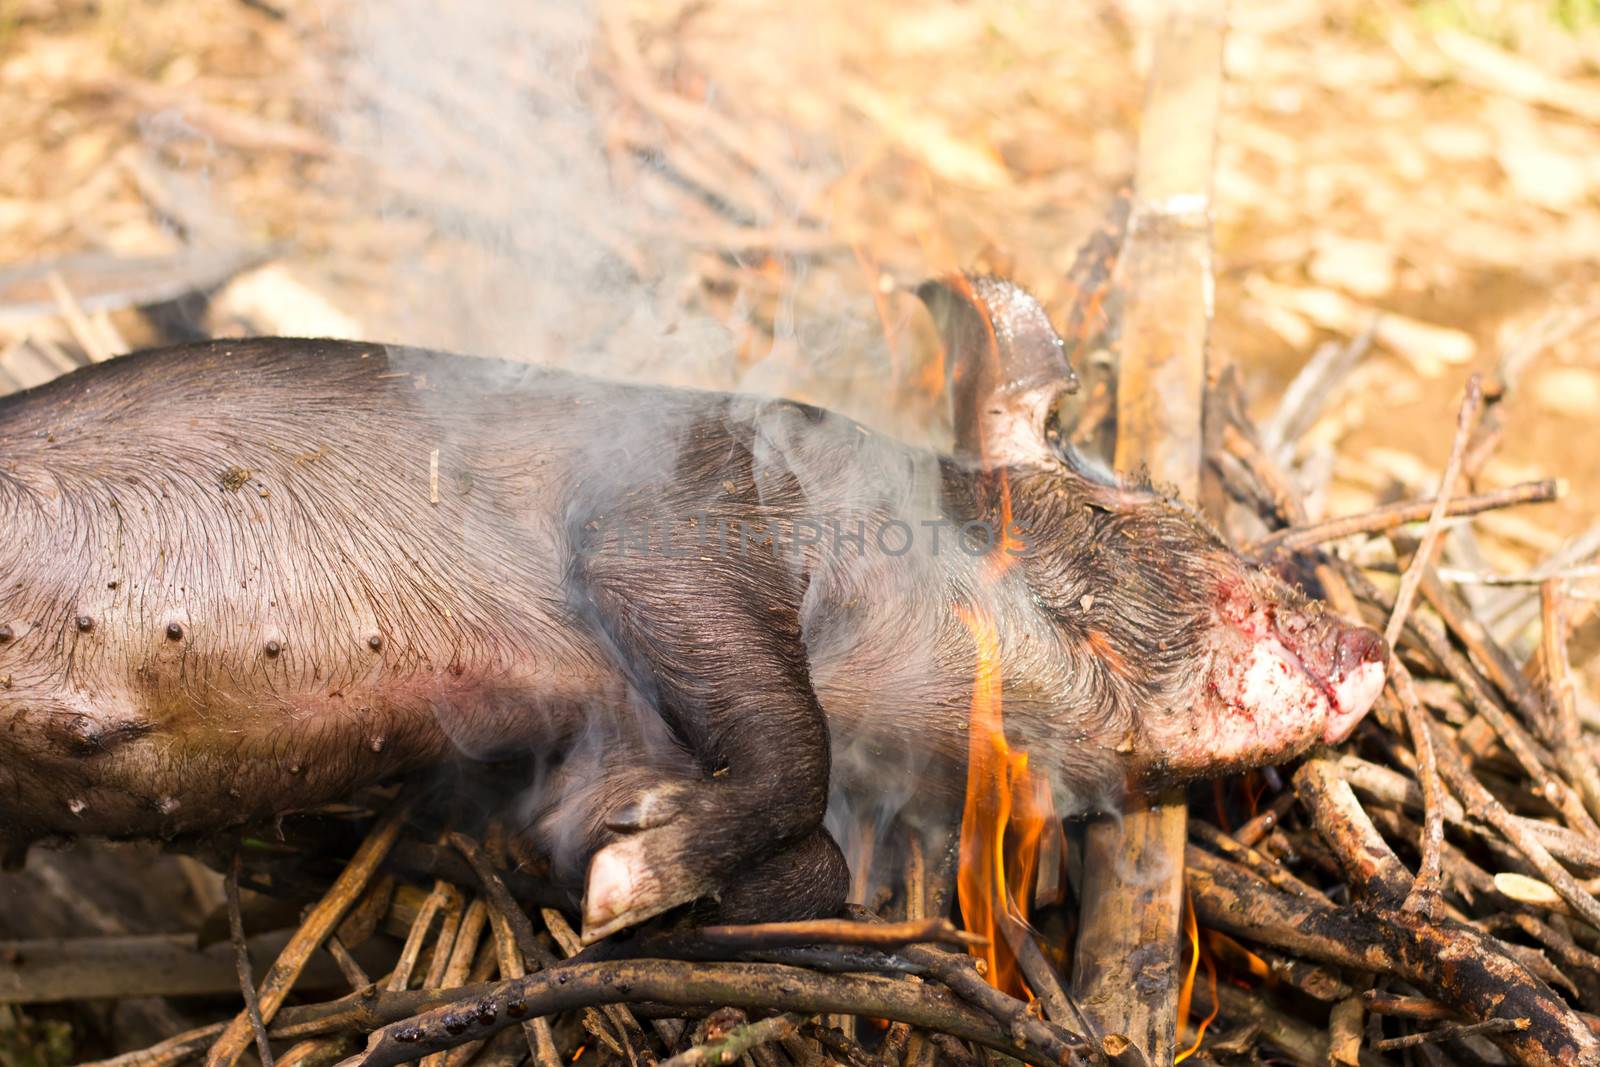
xmin=0 ymin=336 xmax=1384 ymax=939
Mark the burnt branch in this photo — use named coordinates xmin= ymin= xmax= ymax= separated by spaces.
xmin=692 ymin=918 xmax=982 ymax=952
xmin=344 ymin=959 xmax=1090 ymax=1067
xmin=1187 ymin=844 xmax=1597 ymax=1066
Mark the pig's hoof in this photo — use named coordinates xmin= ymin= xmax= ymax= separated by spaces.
xmin=580 ymin=831 xmax=711 ymax=944
xmin=582 ymin=845 xmax=641 ymax=940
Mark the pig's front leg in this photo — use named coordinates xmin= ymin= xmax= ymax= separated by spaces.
xmin=570 ymin=551 xmax=838 ymax=942
xmin=523 ymin=741 xmax=847 ymax=930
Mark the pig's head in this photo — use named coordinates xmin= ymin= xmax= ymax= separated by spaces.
xmin=919 ymin=275 xmax=1387 ymax=789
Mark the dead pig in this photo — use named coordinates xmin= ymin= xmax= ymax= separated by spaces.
xmin=0 ymin=277 xmax=1386 ymax=941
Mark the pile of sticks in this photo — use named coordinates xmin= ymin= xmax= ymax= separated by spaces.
xmin=79 ymin=28 xmax=1600 ymax=1067
xmin=1189 ymin=360 xmax=1597 ymax=1067
xmin=75 ymin=812 xmax=1109 ymax=1067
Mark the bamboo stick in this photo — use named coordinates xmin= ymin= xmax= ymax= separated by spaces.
xmin=1069 ymin=2 xmax=1226 ymax=1062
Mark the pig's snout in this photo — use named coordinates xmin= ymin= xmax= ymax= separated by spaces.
xmin=1321 ymin=625 xmax=1386 ymax=743
xmin=1270 ymin=605 xmax=1387 ymax=744
xmin=1163 ymin=576 xmax=1390 ymax=782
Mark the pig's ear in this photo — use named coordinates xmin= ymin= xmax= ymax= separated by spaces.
xmin=916 ymin=275 xmax=1078 ymax=468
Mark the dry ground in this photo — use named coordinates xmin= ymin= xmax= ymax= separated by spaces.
xmin=4 ymin=0 xmax=1597 ymax=564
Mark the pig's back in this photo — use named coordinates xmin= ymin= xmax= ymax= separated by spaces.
xmin=0 ymin=339 xmax=669 ymax=846
xmin=0 ymin=337 xmax=965 ymax=851
xmin=0 ymin=338 xmax=610 ymax=648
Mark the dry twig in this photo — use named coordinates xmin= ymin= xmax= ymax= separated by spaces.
xmin=1249 ymin=479 xmax=1560 ymax=555
xmin=1387 ymin=663 xmax=1447 ymax=917
xmin=226 ymin=851 xmax=277 ymax=1067
xmin=347 ymin=958 xmax=1084 ymax=1067
xmin=695 ymin=918 xmax=982 ymax=951
xmin=1385 ymin=373 xmax=1484 ymax=648
xmin=206 ymin=799 xmax=411 ymax=1067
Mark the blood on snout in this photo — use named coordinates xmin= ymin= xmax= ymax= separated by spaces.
xmin=1204 ymin=637 xmax=1329 ymax=757
xmin=1198 ymin=565 xmax=1387 ymax=764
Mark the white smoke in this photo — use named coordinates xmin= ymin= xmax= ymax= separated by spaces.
xmin=320 ymin=0 xmax=1001 ymax=903
xmin=324 ymin=0 xmax=915 ymax=408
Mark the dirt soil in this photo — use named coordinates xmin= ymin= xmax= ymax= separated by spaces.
xmin=4 ymin=0 xmax=1598 ymax=541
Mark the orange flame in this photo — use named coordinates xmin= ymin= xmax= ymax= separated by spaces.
xmin=1175 ymin=889 xmax=1201 ymax=1034
xmin=1203 ymin=929 xmax=1270 ymax=982
xmin=947 ymin=278 xmax=1046 ymax=995
xmin=1176 ymin=953 xmax=1219 ymax=1063
xmin=955 ymin=603 xmax=1048 ymax=998
xmin=1173 ymin=898 xmax=1224 ymax=1063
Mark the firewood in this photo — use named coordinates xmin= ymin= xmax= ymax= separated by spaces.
xmin=1069 ymin=2 xmax=1226 ymax=1061
xmin=1249 ymin=479 xmax=1561 ymax=555
xmin=206 ymin=798 xmax=412 ymax=1067
xmin=347 ymin=959 xmax=1084 ymax=1067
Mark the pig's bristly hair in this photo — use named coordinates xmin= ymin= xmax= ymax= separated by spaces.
xmin=907 ymin=271 xmax=1251 ymax=800
xmin=0 ymin=340 xmax=627 ymax=850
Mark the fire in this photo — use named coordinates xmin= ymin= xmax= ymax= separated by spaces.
xmin=947 ymin=279 xmax=1045 ymax=996
xmin=954 ymin=603 xmax=1048 ymax=998
xmin=1175 ymin=891 xmax=1201 ymax=1051
xmin=1204 ymin=929 xmax=1270 ymax=981
xmin=1176 ymin=950 xmax=1219 ymax=1063
xmin=1174 ymin=910 xmax=1237 ymax=1063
